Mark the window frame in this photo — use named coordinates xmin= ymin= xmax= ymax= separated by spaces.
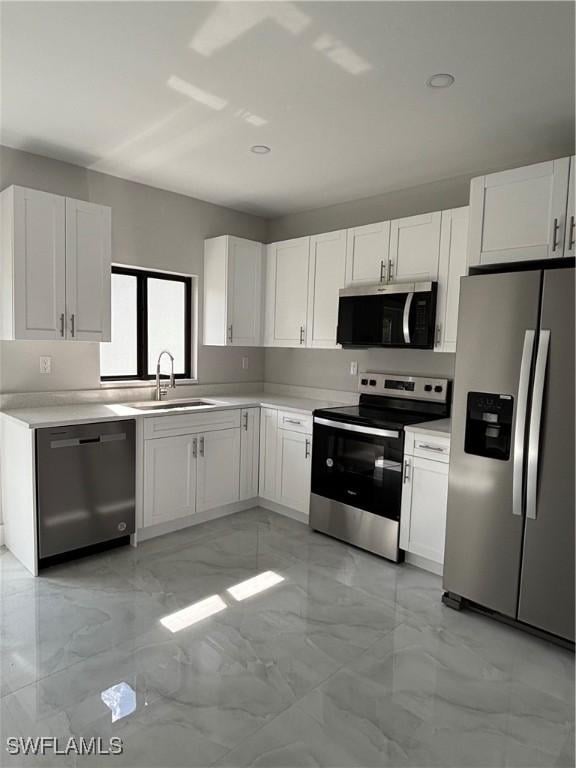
xmin=101 ymin=265 xmax=193 ymax=382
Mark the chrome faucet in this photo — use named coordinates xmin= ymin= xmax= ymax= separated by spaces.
xmin=155 ymin=350 xmax=176 ymax=401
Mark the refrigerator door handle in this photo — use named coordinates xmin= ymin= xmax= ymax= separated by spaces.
xmin=526 ymin=329 xmax=550 ymax=520
xmin=512 ymin=330 xmax=536 ymax=517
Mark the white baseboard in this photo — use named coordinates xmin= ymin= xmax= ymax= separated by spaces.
xmin=405 ymin=551 xmax=443 ymax=576
xmin=136 ymin=498 xmax=258 ymax=542
xmin=258 ymin=498 xmax=309 ymax=525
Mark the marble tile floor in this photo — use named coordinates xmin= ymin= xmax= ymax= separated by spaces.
xmin=0 ymin=507 xmax=573 ymax=767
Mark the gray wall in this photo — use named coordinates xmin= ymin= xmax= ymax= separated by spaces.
xmin=0 ymin=145 xmax=268 ymax=393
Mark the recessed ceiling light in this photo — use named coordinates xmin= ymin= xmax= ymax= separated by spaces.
xmin=250 ymin=145 xmax=271 ymax=154
xmin=426 ymin=73 xmax=455 ymax=89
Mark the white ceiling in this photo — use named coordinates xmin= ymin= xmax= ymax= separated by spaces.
xmin=1 ymin=1 xmax=574 ymax=217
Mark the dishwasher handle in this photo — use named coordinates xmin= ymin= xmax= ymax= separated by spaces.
xmin=50 ymin=432 xmax=127 ymax=449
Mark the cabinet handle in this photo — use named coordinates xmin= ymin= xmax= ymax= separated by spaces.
xmin=569 ymin=215 xmax=575 ymax=251
xmin=192 ymin=437 xmax=198 ymax=458
xmin=285 ymin=418 xmax=303 ymax=426
xmin=227 ymin=325 xmax=233 ymax=343
xmin=388 ymin=259 xmax=394 ymax=281
xmin=435 ymin=324 xmax=441 ymax=346
xmin=199 ymin=436 xmax=205 ymax=457
xmin=299 ymin=326 xmax=305 ymax=345
xmin=70 ymin=313 xmax=75 ymax=337
xmin=379 ymin=260 xmax=385 ymax=282
xmin=243 ymin=412 xmax=249 ymax=431
xmin=418 ymin=442 xmax=445 ymax=452
xmin=403 ymin=458 xmax=411 ymax=483
xmin=305 ymin=438 xmax=311 ymax=459
xmin=552 ymin=218 xmax=560 ymax=251
xmin=60 ymin=313 xmax=65 ymax=337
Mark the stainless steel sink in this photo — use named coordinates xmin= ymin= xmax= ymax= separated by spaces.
xmin=127 ymin=399 xmax=214 ymax=411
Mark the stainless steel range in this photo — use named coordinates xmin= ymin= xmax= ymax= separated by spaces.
xmin=310 ymin=373 xmax=451 ymax=562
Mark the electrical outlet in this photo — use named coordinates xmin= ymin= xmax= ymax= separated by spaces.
xmin=242 ymin=357 xmax=249 ymax=370
xmin=350 ymin=361 xmax=358 ymax=376
xmin=39 ymin=356 xmax=52 ymax=374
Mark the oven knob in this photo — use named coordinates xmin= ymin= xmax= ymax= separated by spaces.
xmin=326 ymin=458 xmax=334 ymax=468
xmin=361 ymin=378 xmax=368 ymax=386
xmin=424 ymin=384 xmax=432 ymax=392
xmin=434 ymin=385 xmax=443 ymax=393
xmin=369 ymin=379 xmax=377 ymax=386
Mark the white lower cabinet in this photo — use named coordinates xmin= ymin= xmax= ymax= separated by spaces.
xmin=144 ymin=434 xmax=197 ymax=526
xmin=197 ymin=428 xmax=241 ymax=513
xmin=276 ymin=429 xmax=312 ymax=515
xmin=143 ymin=412 xmax=243 ymax=528
xmin=259 ymin=407 xmax=312 ymax=516
xmin=400 ymin=432 xmax=450 ymax=567
xmin=240 ymin=408 xmax=260 ymax=500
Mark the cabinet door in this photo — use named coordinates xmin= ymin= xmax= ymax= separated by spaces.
xmin=468 ymin=158 xmax=571 ymax=266
xmin=228 ymin=237 xmax=263 ymax=346
xmin=400 ymin=455 xmax=448 ymax=564
xmin=564 ymin=156 xmax=575 ymax=259
xmin=144 ymin=435 xmax=197 ymax=526
xmin=389 ymin=212 xmax=441 ymax=282
xmin=265 ymin=238 xmax=310 ymax=346
xmin=435 ymin=207 xmax=469 ymax=353
xmin=345 ymin=222 xmax=390 ymax=285
xmin=259 ymin=408 xmax=278 ymax=501
xmin=240 ymin=408 xmax=260 ymax=500
xmin=65 ymin=198 xmax=112 ymax=341
xmin=12 ymin=187 xmax=66 ymax=340
xmin=197 ymin=428 xmax=241 ymax=513
xmin=276 ymin=429 xmax=312 ymax=515
xmin=306 ymin=230 xmax=347 ymax=348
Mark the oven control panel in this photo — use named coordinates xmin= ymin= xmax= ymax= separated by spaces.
xmin=358 ymin=372 xmax=450 ymax=402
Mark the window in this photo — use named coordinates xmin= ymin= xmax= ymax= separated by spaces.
xmin=100 ymin=266 xmax=193 ymax=381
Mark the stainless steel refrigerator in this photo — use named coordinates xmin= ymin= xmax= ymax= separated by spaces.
xmin=443 ymin=263 xmax=574 ymax=643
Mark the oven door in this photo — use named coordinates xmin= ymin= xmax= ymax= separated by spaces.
xmin=311 ymin=417 xmax=404 ymax=520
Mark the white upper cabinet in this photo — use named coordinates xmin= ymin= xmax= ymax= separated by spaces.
xmin=264 ymin=237 xmax=310 ymax=347
xmin=344 ymin=221 xmax=390 ymax=285
xmin=203 ymin=235 xmax=263 ymax=346
xmin=435 ymin=207 xmax=469 ymax=353
xmin=0 ymin=185 xmax=111 ymax=341
xmin=564 ymin=156 xmax=575 ymax=259
xmin=468 ymin=158 xmax=572 ymax=266
xmin=65 ymin=198 xmax=111 ymax=342
xmin=306 ymin=229 xmax=347 ymax=348
xmin=1 ymin=186 xmax=66 ymax=340
xmin=389 ymin=211 xmax=442 ymax=282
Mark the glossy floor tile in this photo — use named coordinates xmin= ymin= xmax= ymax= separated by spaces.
xmin=1 ymin=507 xmax=573 ymax=767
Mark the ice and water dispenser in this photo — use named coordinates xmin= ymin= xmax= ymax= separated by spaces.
xmin=464 ymin=392 xmax=514 ymax=460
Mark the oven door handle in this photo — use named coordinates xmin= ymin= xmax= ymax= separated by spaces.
xmin=313 ymin=417 xmax=400 ymax=439
xmin=403 ymin=292 xmax=414 ymax=344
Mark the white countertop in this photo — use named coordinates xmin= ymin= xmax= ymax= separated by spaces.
xmin=405 ymin=418 xmax=451 ymax=438
xmin=0 ymin=392 xmax=348 ymax=430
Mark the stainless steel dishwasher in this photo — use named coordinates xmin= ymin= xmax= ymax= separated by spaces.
xmin=36 ymin=420 xmax=136 ymax=561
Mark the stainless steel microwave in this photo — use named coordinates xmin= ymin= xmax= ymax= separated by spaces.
xmin=336 ymin=281 xmax=437 ymax=348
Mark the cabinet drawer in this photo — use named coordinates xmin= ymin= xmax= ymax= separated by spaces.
xmin=278 ymin=410 xmax=312 ymax=434
xmin=412 ymin=434 xmax=450 ymax=462
xmin=144 ymin=408 xmax=241 ymax=439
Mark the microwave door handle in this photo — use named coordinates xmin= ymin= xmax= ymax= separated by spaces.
xmin=403 ymin=292 xmax=414 ymax=344
xmin=526 ymin=329 xmax=550 ymax=520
